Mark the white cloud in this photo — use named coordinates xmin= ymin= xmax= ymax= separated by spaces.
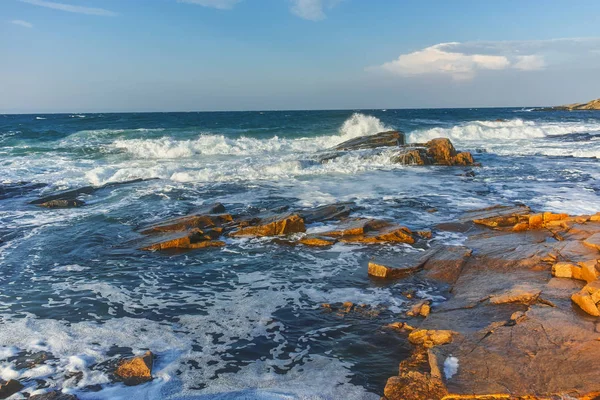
xmin=375 ymin=43 xmax=510 ymax=80
xmin=11 ymin=19 xmax=33 ymax=28
xmin=178 ymin=0 xmax=241 ymax=10
xmin=290 ymin=0 xmax=341 ymax=21
xmin=19 ymin=0 xmax=118 ymax=17
xmin=367 ymin=39 xmax=600 ymax=80
xmin=514 ymin=55 xmax=546 ymax=71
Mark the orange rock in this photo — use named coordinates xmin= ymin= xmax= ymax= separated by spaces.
xmin=368 ymin=260 xmax=423 ymax=279
xmin=512 ymin=222 xmax=529 ymax=232
xmin=141 ymin=229 xmax=225 ymax=251
xmin=543 ymin=212 xmax=569 ymax=223
xmin=408 ymin=329 xmax=455 ymax=347
xmin=230 ymin=214 xmax=305 ymax=237
xmin=115 ymin=351 xmax=153 ymax=386
xmin=583 ymin=233 xmax=600 ymax=251
xmin=141 ymin=214 xmax=232 ymax=234
xmin=528 ymin=214 xmax=543 ymax=228
xmin=551 ymin=262 xmax=582 ymax=280
xmin=572 ymin=290 xmax=600 ymax=317
xmin=298 ymin=236 xmax=336 ymax=247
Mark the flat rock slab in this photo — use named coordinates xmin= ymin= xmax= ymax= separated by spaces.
xmin=333 ymin=130 xmax=405 ymax=151
xmin=460 ymin=204 xmax=531 ymax=227
xmin=583 ymin=232 xmax=600 ymax=251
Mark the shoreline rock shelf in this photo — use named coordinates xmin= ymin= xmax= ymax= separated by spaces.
xmin=381 ymin=205 xmax=600 ymax=400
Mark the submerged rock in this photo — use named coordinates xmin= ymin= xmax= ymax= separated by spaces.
xmin=38 ymin=199 xmax=85 ymax=208
xmin=114 ymin=351 xmax=153 ymax=386
xmin=0 ymin=379 xmax=23 ymax=399
xmin=368 ymin=258 xmax=424 ymax=279
xmin=319 ymin=218 xmax=417 ymax=245
xmin=298 ymin=235 xmax=337 ymax=247
xmin=29 ymin=391 xmax=78 ymax=400
xmin=298 ymin=202 xmax=355 ymax=224
xmin=30 ymin=186 xmax=94 ymax=207
xmin=141 ymin=229 xmax=225 ymax=251
xmin=333 ymin=130 xmax=405 ymax=151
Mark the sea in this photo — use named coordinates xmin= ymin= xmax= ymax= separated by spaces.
xmin=0 ymin=108 xmax=599 ymax=399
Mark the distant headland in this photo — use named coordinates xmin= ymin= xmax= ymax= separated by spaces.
xmin=541 ymin=98 xmax=600 ymax=111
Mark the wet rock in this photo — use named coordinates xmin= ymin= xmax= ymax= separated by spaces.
xmin=29 ymin=391 xmax=78 ymax=400
xmin=333 ymin=130 xmax=405 ymax=151
xmin=38 ymin=199 xmax=85 ymax=208
xmin=298 ymin=235 xmax=336 ymax=247
xmin=299 ymin=202 xmax=355 ymax=223
xmin=384 ymin=322 xmax=415 ymax=332
xmin=12 ymin=350 xmax=53 ymax=369
xmin=114 ymin=351 xmax=153 ymax=386
xmin=229 ymin=213 xmax=306 ymax=237
xmin=140 ymin=212 xmax=232 ymax=234
xmin=30 ymin=186 xmax=95 ymax=207
xmin=0 ymin=379 xmax=24 ymax=399
xmin=141 ymin=229 xmax=225 ymax=251
xmin=0 ymin=182 xmax=47 ymax=200
xmin=383 ymin=347 xmax=447 ymax=400
xmin=368 ymin=258 xmax=424 ymax=279
xmin=391 ymin=138 xmax=476 ymax=167
xmin=420 ymin=246 xmax=473 ymax=284
xmin=488 ymin=286 xmax=541 ymax=305
xmin=408 ymin=329 xmax=455 ymax=348
xmin=462 ymin=204 xmax=531 ymax=228
xmin=320 ymin=218 xmax=416 ymax=245
xmin=406 ymin=300 xmax=431 ymax=317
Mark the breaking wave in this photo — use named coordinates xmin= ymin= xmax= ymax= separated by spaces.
xmin=408 ymin=118 xmax=600 ymax=142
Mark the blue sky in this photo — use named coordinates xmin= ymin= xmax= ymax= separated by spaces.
xmin=2 ymin=0 xmax=600 ymax=112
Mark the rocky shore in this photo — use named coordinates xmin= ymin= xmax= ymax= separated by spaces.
xmin=541 ymin=98 xmax=600 ymax=111
xmin=9 ymin=131 xmax=600 ymax=399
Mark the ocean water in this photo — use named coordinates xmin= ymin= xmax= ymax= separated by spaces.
xmin=0 ymin=108 xmax=599 ymax=399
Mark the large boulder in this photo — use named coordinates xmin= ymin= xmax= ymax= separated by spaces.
xmin=0 ymin=379 xmax=23 ymax=399
xmin=391 ymin=138 xmax=475 ymax=166
xmin=333 ymin=130 xmax=405 ymax=151
xmin=114 ymin=351 xmax=153 ymax=386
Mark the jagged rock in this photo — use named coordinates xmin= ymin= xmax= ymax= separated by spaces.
xmin=30 ymin=186 xmax=95 ymax=205
xmin=29 ymin=391 xmax=78 ymax=400
xmin=114 ymin=351 xmax=153 ymax=386
xmin=299 ymin=202 xmax=355 ymax=223
xmin=298 ymin=236 xmax=336 ymax=247
xmin=0 ymin=181 xmax=46 ymax=200
xmin=140 ymin=210 xmax=232 ymax=234
xmin=553 ymin=260 xmax=599 ymax=283
xmin=368 ymin=258 xmax=424 ymax=279
xmin=141 ymin=229 xmax=225 ymax=251
xmin=408 ymin=329 xmax=455 ymax=347
xmin=12 ymin=350 xmax=53 ymax=369
xmin=229 ymin=213 xmax=306 ymax=237
xmin=391 ymin=138 xmax=476 ymax=167
xmin=406 ymin=300 xmax=431 ymax=317
xmin=462 ymin=204 xmax=531 ymax=228
xmin=383 ymin=347 xmax=447 ymax=400
xmin=333 ymin=130 xmax=405 ymax=151
xmin=384 ymin=322 xmax=415 ymax=332
xmin=572 ymin=281 xmax=600 ymax=316
xmin=38 ymin=199 xmax=85 ymax=208
xmin=320 ymin=218 xmax=416 ymax=245
xmin=0 ymin=379 xmax=23 ymax=399
xmin=584 ymin=233 xmax=600 ymax=251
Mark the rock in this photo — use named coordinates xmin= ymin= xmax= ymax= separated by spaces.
xmin=579 ymin=260 xmax=600 ymax=283
xmin=333 ymin=130 xmax=405 ymax=151
xmin=320 ymin=218 xmax=416 ymax=245
xmin=140 ymin=213 xmax=233 ymax=234
xmin=0 ymin=181 xmax=46 ymax=200
xmin=384 ymin=322 xmax=415 ymax=332
xmin=383 ymin=347 xmax=447 ymax=400
xmin=408 ymin=329 xmax=455 ymax=348
xmin=299 ymin=203 xmax=355 ymax=224
xmin=0 ymin=379 xmax=23 ymax=399
xmin=29 ymin=391 xmax=78 ymax=400
xmin=114 ymin=351 xmax=153 ymax=386
xmin=30 ymin=186 xmax=95 ymax=206
xmin=368 ymin=259 xmax=424 ymax=279
xmin=391 ymin=138 xmax=476 ymax=167
xmin=583 ymin=233 xmax=600 ymax=251
xmin=229 ymin=213 xmax=306 ymax=237
xmin=462 ymin=204 xmax=531 ymax=228
xmin=298 ymin=236 xmax=336 ymax=247
xmin=590 ymin=213 xmax=600 ymax=222
xmin=488 ymin=286 xmax=541 ymax=305
xmin=13 ymin=350 xmax=53 ymax=369
xmin=552 ymin=262 xmax=581 ymax=279
xmin=420 ymin=246 xmax=473 ymax=284
xmin=572 ymin=281 xmax=600 ymax=316
xmin=38 ymin=199 xmax=85 ymax=208
xmin=406 ymin=300 xmax=431 ymax=317
xmin=141 ymin=229 xmax=225 ymax=251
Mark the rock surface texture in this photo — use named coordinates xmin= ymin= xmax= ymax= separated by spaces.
xmin=382 ymin=206 xmax=600 ymax=400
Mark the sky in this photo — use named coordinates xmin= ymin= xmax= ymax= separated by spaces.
xmin=1 ymin=0 xmax=600 ymax=113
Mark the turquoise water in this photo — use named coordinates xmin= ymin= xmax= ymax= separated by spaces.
xmin=0 ymin=109 xmax=599 ymax=399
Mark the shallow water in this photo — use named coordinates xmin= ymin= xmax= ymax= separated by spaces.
xmin=0 ymin=109 xmax=599 ymax=398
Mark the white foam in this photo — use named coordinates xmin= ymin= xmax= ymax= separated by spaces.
xmin=444 ymin=356 xmax=459 ymax=380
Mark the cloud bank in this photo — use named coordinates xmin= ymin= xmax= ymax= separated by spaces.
xmin=371 ymin=38 xmax=600 ymax=80
xmin=19 ymin=0 xmax=118 ymax=16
